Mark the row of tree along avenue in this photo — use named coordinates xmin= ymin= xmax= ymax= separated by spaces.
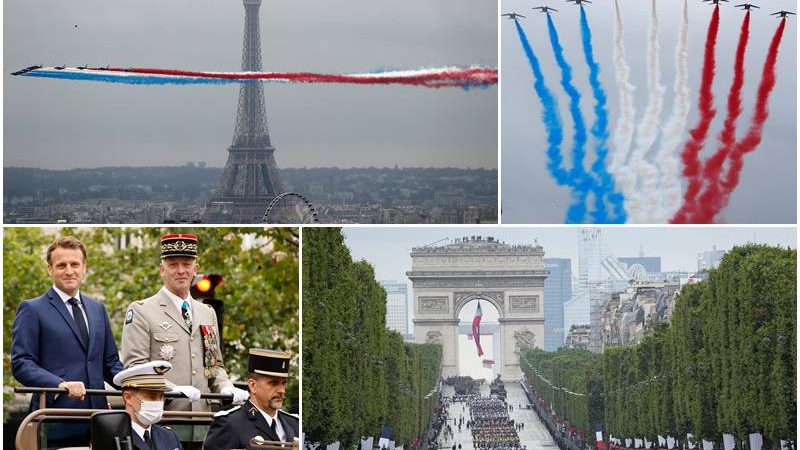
xmin=303 ymin=228 xmax=443 ymax=448
xmin=520 ymin=244 xmax=795 ymax=449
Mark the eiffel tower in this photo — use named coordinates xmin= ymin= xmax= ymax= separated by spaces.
xmin=207 ymin=0 xmax=283 ymax=223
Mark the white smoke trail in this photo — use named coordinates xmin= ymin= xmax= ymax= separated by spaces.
xmin=609 ymin=0 xmax=637 ymax=219
xmin=627 ymin=0 xmax=664 ymax=222
xmin=652 ymin=0 xmax=690 ymax=222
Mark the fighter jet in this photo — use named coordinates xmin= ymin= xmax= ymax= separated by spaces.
xmin=735 ymin=3 xmax=759 ymax=10
xmin=533 ymin=6 xmax=558 ymax=13
xmin=10 ymin=65 xmax=42 ymax=76
xmin=566 ymin=0 xmax=591 ymax=4
xmin=771 ymin=10 xmax=795 ymax=17
xmin=702 ymin=0 xmax=729 ymax=4
xmin=501 ymin=12 xmax=527 ymax=20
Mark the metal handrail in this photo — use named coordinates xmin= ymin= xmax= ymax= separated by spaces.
xmin=14 ymin=386 xmax=235 ymax=400
xmin=15 ymin=407 xmax=215 ymax=450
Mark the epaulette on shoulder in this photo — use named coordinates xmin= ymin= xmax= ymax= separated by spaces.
xmin=136 ymin=300 xmax=146 ymax=306
xmin=214 ymin=405 xmax=241 ymax=418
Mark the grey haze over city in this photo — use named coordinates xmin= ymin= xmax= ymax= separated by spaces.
xmin=501 ymin=0 xmax=796 ymax=223
xmin=4 ymin=0 xmax=497 ymax=170
xmin=344 ymin=226 xmax=797 ymax=314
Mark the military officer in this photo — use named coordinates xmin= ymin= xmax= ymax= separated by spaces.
xmin=203 ymin=349 xmax=299 ymax=450
xmin=121 ymin=233 xmax=249 ymax=412
xmin=114 ymin=360 xmax=183 ymax=450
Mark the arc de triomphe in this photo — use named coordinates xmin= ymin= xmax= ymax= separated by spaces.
xmin=406 ymin=236 xmax=548 ymax=380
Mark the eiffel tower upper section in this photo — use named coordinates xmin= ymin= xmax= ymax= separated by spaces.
xmin=208 ymin=0 xmax=283 ymax=223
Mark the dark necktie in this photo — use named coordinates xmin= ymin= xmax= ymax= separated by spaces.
xmin=144 ymin=429 xmax=155 ymax=450
xmin=181 ymin=300 xmax=192 ymax=332
xmin=270 ymin=419 xmax=278 ymax=439
xmin=67 ymin=298 xmax=89 ymax=347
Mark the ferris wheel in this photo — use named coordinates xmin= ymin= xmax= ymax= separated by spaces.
xmin=262 ymin=192 xmax=319 ymax=224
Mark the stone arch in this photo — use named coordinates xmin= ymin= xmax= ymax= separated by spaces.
xmin=453 ymin=292 xmax=505 ymax=321
xmin=407 ymin=237 xmax=548 ymax=380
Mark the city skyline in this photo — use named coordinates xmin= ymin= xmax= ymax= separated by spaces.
xmin=344 ymin=227 xmax=796 ymax=315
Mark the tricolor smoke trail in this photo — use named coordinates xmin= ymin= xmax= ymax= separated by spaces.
xmin=696 ymin=18 xmax=787 ymax=223
xmin=628 ymin=0 xmax=664 ymax=223
xmin=654 ymin=0 xmax=690 ymax=222
xmin=683 ymin=11 xmax=752 ymax=222
xmin=672 ymin=5 xmax=720 ymax=224
xmin=13 ymin=66 xmax=497 ymax=89
xmin=513 ymin=21 xmax=570 ymax=187
xmin=546 ymin=13 xmax=591 ymax=223
xmin=579 ymin=6 xmax=624 ymax=224
xmin=610 ymin=0 xmax=636 ymax=180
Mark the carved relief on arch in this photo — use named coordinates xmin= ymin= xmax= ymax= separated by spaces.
xmin=513 ymin=328 xmax=537 ymax=354
xmin=454 ymin=291 xmax=504 ymax=319
xmin=425 ymin=331 xmax=443 ymax=344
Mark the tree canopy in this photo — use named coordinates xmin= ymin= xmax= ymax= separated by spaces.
xmin=303 ymin=227 xmax=442 ymax=447
xmin=521 ymin=244 xmax=796 ymax=446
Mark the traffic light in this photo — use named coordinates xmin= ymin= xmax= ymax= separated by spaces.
xmin=191 ymin=274 xmax=223 ymax=300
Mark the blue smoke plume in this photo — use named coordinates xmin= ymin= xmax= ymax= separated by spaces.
xmin=579 ymin=6 xmax=627 ymax=223
xmin=546 ymin=13 xmax=592 ymax=224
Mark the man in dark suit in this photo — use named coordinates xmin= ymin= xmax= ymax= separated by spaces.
xmin=11 ymin=236 xmax=124 ymax=447
xmin=203 ymin=349 xmax=299 ymax=449
xmin=114 ymin=360 xmax=183 ymax=450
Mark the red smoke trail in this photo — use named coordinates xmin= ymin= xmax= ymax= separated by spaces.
xmin=99 ymin=66 xmax=498 ymax=88
xmin=671 ymin=6 xmax=719 ymax=224
xmin=695 ymin=18 xmax=787 ymax=222
xmin=686 ymin=12 xmax=750 ymax=223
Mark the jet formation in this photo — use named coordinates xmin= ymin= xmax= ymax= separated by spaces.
xmin=703 ymin=1 xmax=793 ymax=18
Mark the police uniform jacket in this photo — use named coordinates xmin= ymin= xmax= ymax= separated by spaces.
xmin=121 ymin=289 xmax=233 ymax=412
xmin=131 ymin=423 xmax=183 ymax=450
xmin=202 ymin=400 xmax=299 ymax=450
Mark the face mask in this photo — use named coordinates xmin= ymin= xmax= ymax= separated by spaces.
xmin=135 ymin=398 xmax=164 ymax=426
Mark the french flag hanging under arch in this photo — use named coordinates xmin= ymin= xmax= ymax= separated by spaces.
xmin=472 ymin=302 xmax=484 ymax=357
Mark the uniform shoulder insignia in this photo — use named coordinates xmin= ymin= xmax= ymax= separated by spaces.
xmin=213 ymin=405 xmax=241 ymax=418
xmin=124 ymin=309 xmax=134 ymax=325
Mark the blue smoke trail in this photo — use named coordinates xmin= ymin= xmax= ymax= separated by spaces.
xmin=513 ymin=22 xmax=569 ymax=184
xmin=579 ymin=6 xmax=627 ymax=223
xmin=22 ymin=70 xmax=257 ymax=85
xmin=545 ymin=13 xmax=591 ymax=224
xmin=515 ymin=20 xmax=584 ymax=224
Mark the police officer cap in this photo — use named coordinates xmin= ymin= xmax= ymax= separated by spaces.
xmin=160 ymin=233 xmax=198 ymax=259
xmin=249 ymin=349 xmax=291 ymax=378
xmin=114 ymin=360 xmax=173 ymax=391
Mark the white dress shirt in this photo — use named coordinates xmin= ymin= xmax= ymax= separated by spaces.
xmin=161 ymin=286 xmax=193 ymax=324
xmin=53 ymin=285 xmax=89 ymax=333
xmin=257 ymin=406 xmax=286 ymax=442
xmin=131 ymin=420 xmax=152 ymax=444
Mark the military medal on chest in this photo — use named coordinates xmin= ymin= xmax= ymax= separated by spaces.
xmin=200 ymin=324 xmax=220 ymax=378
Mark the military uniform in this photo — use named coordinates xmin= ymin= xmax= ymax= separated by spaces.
xmin=203 ymin=400 xmax=299 ymax=449
xmin=121 ymin=289 xmax=232 ymax=412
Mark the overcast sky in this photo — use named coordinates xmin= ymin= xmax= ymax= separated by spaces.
xmin=501 ymin=0 xmax=796 ymax=223
xmin=343 ymin=225 xmax=796 ymax=291
xmin=4 ymin=0 xmax=496 ymax=170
